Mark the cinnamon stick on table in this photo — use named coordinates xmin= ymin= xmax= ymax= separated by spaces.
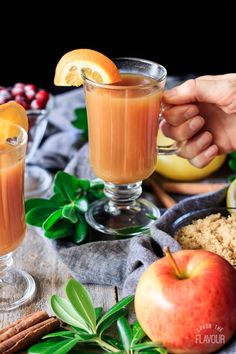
xmin=0 ymin=311 xmax=60 ymax=354
xmin=149 ymin=179 xmax=176 ymax=208
xmin=162 ymin=182 xmax=228 ymax=195
xmin=0 ymin=310 xmax=49 ymax=342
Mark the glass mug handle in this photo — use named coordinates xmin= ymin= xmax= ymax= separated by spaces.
xmin=157 ymin=141 xmax=181 ymax=155
xmin=157 ymin=114 xmax=182 ymax=155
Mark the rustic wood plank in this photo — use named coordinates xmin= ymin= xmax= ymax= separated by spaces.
xmin=0 ymin=227 xmax=117 ymax=328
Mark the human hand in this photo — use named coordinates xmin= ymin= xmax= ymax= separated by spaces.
xmin=161 ymin=74 xmax=236 ymax=167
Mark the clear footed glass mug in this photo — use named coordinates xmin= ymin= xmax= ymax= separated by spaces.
xmin=83 ymin=58 xmax=180 ymax=236
xmin=0 ymin=121 xmax=35 ymax=310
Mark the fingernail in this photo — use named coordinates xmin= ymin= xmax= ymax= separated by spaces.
xmin=189 ymin=117 xmax=204 ymax=131
xmin=204 ymin=145 xmax=218 ymax=158
xmin=197 ymin=132 xmax=212 ymax=148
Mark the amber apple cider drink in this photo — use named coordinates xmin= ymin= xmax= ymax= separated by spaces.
xmin=86 ymin=74 xmax=162 ymax=184
xmin=0 ymin=121 xmax=36 ymax=311
xmin=0 ymin=124 xmax=26 ymax=256
xmin=84 ymin=58 xmax=174 ymax=236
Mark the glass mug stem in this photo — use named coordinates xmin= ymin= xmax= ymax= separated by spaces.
xmin=104 ymin=182 xmax=142 ymax=214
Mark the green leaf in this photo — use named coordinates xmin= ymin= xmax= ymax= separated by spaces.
xmin=228 ymin=175 xmax=236 ymax=183
xmin=43 ymin=209 xmax=63 ymax=231
xmin=102 ymin=335 xmax=123 ymax=350
xmin=75 ymin=197 xmax=89 ymax=213
xmin=97 ymin=295 xmax=134 ymax=328
xmin=43 ymin=331 xmax=75 ymax=339
xmin=89 ymin=179 xmax=104 ymax=190
xmin=97 ymin=308 xmax=127 ymax=335
xmin=51 ymin=295 xmax=90 ymax=332
xmin=131 ymin=320 xmax=146 ymax=345
xmin=229 ymin=151 xmax=236 ymax=159
xmin=117 ymin=317 xmax=132 ymax=353
xmin=131 ymin=342 xmax=168 ymax=354
xmin=131 ymin=341 xmax=162 ymax=350
xmin=88 ymin=190 xmax=105 ymax=201
xmin=54 ymin=172 xmax=81 ymax=201
xmin=44 ymin=219 xmax=73 ymax=239
xmin=28 ymin=338 xmax=79 ymax=354
xmin=77 ymin=179 xmax=90 ymax=191
xmin=73 ymin=217 xmax=88 ymax=243
xmin=50 ymin=193 xmax=69 ymax=206
xmin=62 ymin=205 xmax=79 ymax=223
xmin=26 ymin=207 xmax=57 ymax=227
xmin=72 ymin=108 xmax=88 ymax=139
xmin=140 ymin=351 xmax=167 ymax=354
xmin=25 ymin=198 xmax=57 ymax=213
xmin=229 ymin=158 xmax=236 ymax=172
xmin=70 ymin=346 xmax=106 ymax=354
xmin=155 ymin=348 xmax=168 ymax=354
xmin=95 ymin=307 xmax=103 ymax=321
xmin=66 ymin=279 xmax=96 ymax=333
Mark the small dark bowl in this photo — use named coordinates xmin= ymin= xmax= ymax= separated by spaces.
xmin=171 ymin=207 xmax=230 ymax=236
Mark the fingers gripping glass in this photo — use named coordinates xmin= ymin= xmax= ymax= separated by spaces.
xmin=83 ymin=58 xmax=180 ymax=236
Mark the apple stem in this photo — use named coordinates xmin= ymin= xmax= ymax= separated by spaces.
xmin=163 ymin=247 xmax=182 ymax=279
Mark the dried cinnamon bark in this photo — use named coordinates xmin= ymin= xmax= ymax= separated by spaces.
xmin=0 ymin=310 xmax=49 ymax=343
xmin=162 ymin=182 xmax=227 ymax=195
xmin=149 ymin=179 xmax=176 ymax=208
xmin=0 ymin=314 xmax=60 ymax=354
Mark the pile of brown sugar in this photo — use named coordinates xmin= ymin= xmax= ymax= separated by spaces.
xmin=175 ymin=213 xmax=236 ymax=267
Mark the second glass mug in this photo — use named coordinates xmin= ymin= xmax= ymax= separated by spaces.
xmin=83 ymin=58 xmax=179 ymax=236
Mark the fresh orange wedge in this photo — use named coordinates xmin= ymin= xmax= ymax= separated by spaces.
xmin=54 ymin=49 xmax=121 ymax=86
xmin=0 ymin=101 xmax=28 ymax=132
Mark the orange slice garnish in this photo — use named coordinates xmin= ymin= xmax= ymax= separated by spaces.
xmin=54 ymin=49 xmax=121 ymax=86
xmin=0 ymin=101 xmax=28 ymax=132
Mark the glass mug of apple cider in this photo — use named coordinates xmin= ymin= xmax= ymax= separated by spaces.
xmin=0 ymin=121 xmax=35 ymax=311
xmin=84 ymin=58 xmax=179 ymax=236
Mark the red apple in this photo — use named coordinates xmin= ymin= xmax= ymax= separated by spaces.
xmin=135 ymin=249 xmax=236 ymax=354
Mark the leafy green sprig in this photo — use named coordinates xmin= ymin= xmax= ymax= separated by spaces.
xmin=25 ymin=171 xmax=104 ymax=243
xmin=228 ymin=151 xmax=236 ymax=182
xmin=72 ymin=107 xmax=88 ymax=140
xmin=28 ymin=279 xmax=167 ymax=354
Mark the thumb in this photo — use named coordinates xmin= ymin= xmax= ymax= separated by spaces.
xmin=163 ymin=75 xmax=236 ymax=109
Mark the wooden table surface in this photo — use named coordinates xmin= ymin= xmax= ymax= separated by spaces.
xmin=0 ymin=227 xmax=121 ymax=327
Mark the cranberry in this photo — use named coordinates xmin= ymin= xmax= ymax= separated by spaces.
xmin=12 ymin=86 xmax=25 ymax=96
xmin=35 ymin=90 xmax=49 ymax=104
xmin=25 ymin=89 xmax=36 ymax=101
xmin=15 ymin=95 xmax=29 ymax=109
xmin=25 ymin=84 xmax=37 ymax=91
xmin=0 ymin=89 xmax=12 ymax=101
xmin=30 ymin=99 xmax=44 ymax=109
xmin=14 ymin=82 xmax=24 ymax=89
